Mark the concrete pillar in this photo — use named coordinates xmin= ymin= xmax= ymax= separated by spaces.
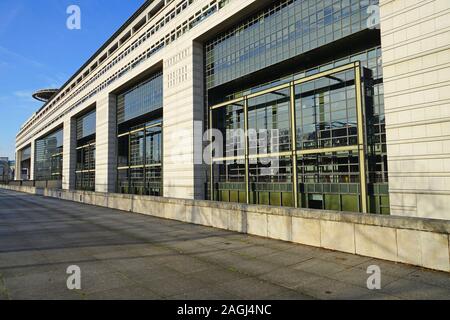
xmin=95 ymin=94 xmax=117 ymax=193
xmin=15 ymin=150 xmax=21 ymax=180
xmin=380 ymin=0 xmax=450 ymax=219
xmin=163 ymin=41 xmax=206 ymax=200
xmin=62 ymin=117 xmax=77 ymax=190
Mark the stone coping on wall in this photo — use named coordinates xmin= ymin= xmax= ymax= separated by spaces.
xmin=1 ymin=184 xmax=449 ymax=272
xmin=72 ymin=189 xmax=450 ymax=234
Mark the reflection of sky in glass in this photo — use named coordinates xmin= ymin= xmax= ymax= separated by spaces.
xmin=35 ymin=128 xmax=63 ymax=180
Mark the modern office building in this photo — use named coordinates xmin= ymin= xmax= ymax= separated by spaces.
xmin=14 ymin=0 xmax=450 ymax=220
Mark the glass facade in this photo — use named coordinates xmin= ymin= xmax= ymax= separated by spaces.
xmin=210 ymin=63 xmax=380 ymax=213
xmin=35 ymin=128 xmax=63 ymax=181
xmin=206 ymin=0 xmax=388 ymax=214
xmin=20 ymin=146 xmax=31 ymax=180
xmin=117 ymin=71 xmax=163 ymax=196
xmin=76 ymin=110 xmax=96 ymax=140
xmin=75 ymin=110 xmax=96 ymax=191
xmin=295 ymin=69 xmax=357 ymax=150
xmin=248 ymin=88 xmax=292 ymax=154
xmin=206 ymin=0 xmax=379 ymax=89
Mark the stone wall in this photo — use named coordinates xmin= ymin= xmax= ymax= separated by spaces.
xmin=380 ymin=0 xmax=450 ymax=219
xmin=1 ymin=184 xmax=449 ymax=272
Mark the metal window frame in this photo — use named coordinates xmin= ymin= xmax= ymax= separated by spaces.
xmin=209 ymin=62 xmax=368 ymax=212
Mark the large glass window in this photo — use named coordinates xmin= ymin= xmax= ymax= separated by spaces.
xmin=117 ymin=135 xmax=130 ymax=168
xmin=75 ymin=110 xmax=96 ymax=191
xmin=35 ymin=129 xmax=63 ymax=181
xmin=297 ymin=151 xmax=360 ymax=212
xmin=20 ymin=146 xmax=31 ymax=180
xmin=212 ymin=161 xmax=247 ymax=204
xmin=205 ymin=0 xmax=387 ymax=214
xmin=249 ymin=156 xmax=294 ymax=207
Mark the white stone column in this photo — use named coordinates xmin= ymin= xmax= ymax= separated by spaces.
xmin=62 ymin=117 xmax=77 ymax=190
xmin=95 ymin=94 xmax=117 ymax=193
xmin=163 ymin=41 xmax=206 ymax=200
xmin=380 ymin=0 xmax=450 ymax=219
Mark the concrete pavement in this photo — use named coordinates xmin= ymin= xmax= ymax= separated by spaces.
xmin=0 ymin=188 xmax=449 ymax=300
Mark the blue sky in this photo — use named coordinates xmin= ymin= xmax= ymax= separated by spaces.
xmin=0 ymin=0 xmax=146 ymax=159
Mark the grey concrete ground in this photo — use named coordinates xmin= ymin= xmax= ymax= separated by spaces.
xmin=0 ymin=189 xmax=449 ymax=300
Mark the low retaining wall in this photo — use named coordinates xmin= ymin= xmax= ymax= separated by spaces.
xmin=1 ymin=184 xmax=449 ymax=272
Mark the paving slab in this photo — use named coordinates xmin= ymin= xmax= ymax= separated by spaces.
xmin=0 ymin=188 xmax=449 ymax=300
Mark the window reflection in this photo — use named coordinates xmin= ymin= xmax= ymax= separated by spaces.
xmin=75 ymin=110 xmax=96 ymax=191
xmin=295 ymin=70 xmax=357 ymax=150
xmin=35 ymin=129 xmax=63 ymax=181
